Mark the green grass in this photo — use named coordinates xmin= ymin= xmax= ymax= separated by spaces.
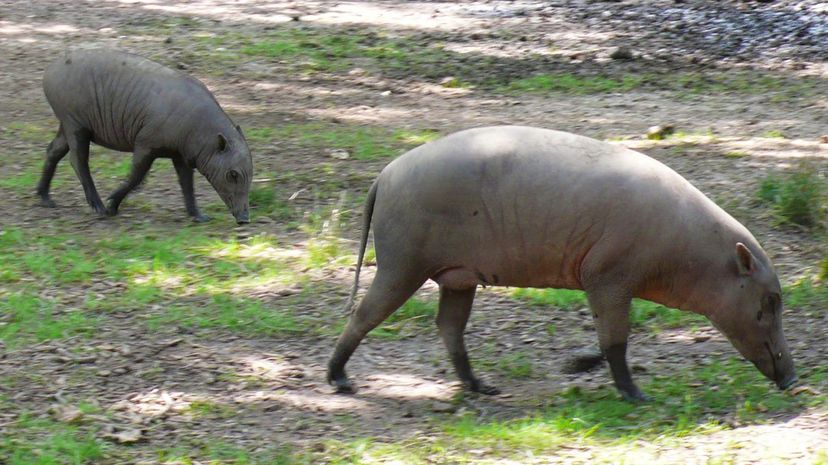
xmin=249 ymin=123 xmax=440 ymax=161
xmin=369 ymin=297 xmax=438 ymax=338
xmin=248 ymin=184 xmax=295 ymax=220
xmin=147 ymin=294 xmax=305 ymax=336
xmin=511 ymin=288 xmax=706 ymax=329
xmin=182 ymin=26 xmax=826 ymax=103
xmin=503 ymin=73 xmax=645 ymax=94
xmin=185 ymin=400 xmax=238 ymax=419
xmin=784 ymin=278 xmax=828 ymax=310
xmin=2 ymin=121 xmax=54 ymax=143
xmin=0 ymin=293 xmax=97 ymax=349
xmin=151 ymin=441 xmax=301 ymax=465
xmin=758 ymin=168 xmax=826 ymax=227
xmin=489 ymin=352 xmax=534 ymax=379
xmin=0 ymin=415 xmax=105 ymax=465
xmin=762 ymin=129 xmax=787 ymax=139
xmin=312 ymin=359 xmax=827 ymax=464
xmin=0 ymin=226 xmax=314 ymax=341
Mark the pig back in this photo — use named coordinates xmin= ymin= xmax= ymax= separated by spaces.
xmin=372 ymin=126 xmax=734 ymax=290
xmin=43 ymin=49 xmax=216 ymax=152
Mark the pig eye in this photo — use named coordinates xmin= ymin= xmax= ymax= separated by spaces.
xmin=226 ymin=170 xmax=240 ymax=183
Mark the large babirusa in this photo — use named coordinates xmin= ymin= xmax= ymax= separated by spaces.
xmin=39 ymin=48 xmax=252 ymax=224
xmin=327 ymin=125 xmax=796 ymax=402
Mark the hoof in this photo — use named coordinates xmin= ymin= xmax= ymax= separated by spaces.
xmin=192 ymin=214 xmax=211 ymax=223
xmin=619 ymin=388 xmax=650 ymax=403
xmin=38 ymin=198 xmax=57 ymax=208
xmin=91 ymin=204 xmax=108 ymax=216
xmin=468 ymin=379 xmax=501 ymax=395
xmin=332 ymin=378 xmax=356 ymax=394
xmin=328 ymin=371 xmax=356 ymax=394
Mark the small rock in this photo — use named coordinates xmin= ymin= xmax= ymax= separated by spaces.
xmin=693 ymin=334 xmax=712 ymax=343
xmin=348 ymin=68 xmax=366 ymax=76
xmin=97 ymin=370 xmax=112 ymax=377
xmin=103 ymin=428 xmax=143 ymax=444
xmin=176 ymin=62 xmax=188 ymax=70
xmin=646 ymin=125 xmax=675 ymax=140
xmin=380 ymin=90 xmax=392 ymax=96
xmin=819 ymin=135 xmax=828 ymax=144
xmin=164 ymin=36 xmax=172 ymax=44
xmin=328 ymin=149 xmax=350 ymax=160
xmin=51 ymin=405 xmax=84 ymax=424
xmin=609 ymin=46 xmax=634 ymax=60
xmin=440 ymin=76 xmax=460 ymax=88
xmin=430 ymin=401 xmax=456 ymax=413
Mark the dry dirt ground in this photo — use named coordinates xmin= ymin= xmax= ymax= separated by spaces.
xmin=0 ymin=1 xmax=827 ymax=464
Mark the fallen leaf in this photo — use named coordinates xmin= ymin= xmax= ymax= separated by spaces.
xmin=103 ymin=428 xmax=143 ymax=444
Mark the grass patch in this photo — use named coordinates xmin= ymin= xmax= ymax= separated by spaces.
xmin=443 ymin=358 xmax=823 ymax=454
xmin=147 ymin=294 xmax=305 ymax=336
xmin=762 ymin=129 xmax=786 ymax=139
xmin=758 ymin=167 xmax=826 ymax=228
xmin=0 ymin=415 xmax=105 ymax=465
xmin=186 ymin=400 xmax=238 ymax=419
xmin=2 ymin=121 xmax=54 ymax=143
xmin=369 ymin=297 xmax=438 ymax=338
xmin=503 ymin=73 xmax=644 ymax=94
xmin=152 ymin=441 xmax=301 ymax=465
xmin=511 ymin=288 xmax=705 ymax=329
xmin=0 ymin=293 xmax=97 ymax=349
xmin=485 ymin=352 xmax=534 ymax=379
xmin=252 ymin=123 xmax=440 ymax=161
xmin=313 ymin=359 xmax=826 ymax=463
xmin=248 ymin=184 xmax=295 ymax=220
xmin=784 ymin=278 xmax=828 ymax=310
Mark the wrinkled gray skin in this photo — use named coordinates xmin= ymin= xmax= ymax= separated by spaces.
xmin=39 ymin=49 xmax=252 ymax=224
xmin=328 ymin=126 xmax=797 ymax=402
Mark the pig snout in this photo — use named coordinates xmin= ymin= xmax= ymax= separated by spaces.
xmin=234 ymin=208 xmax=250 ymax=225
xmin=765 ymin=341 xmax=797 ymax=390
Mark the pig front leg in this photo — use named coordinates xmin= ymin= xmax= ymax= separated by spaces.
xmin=172 ymin=157 xmax=210 ymax=223
xmin=106 ymin=148 xmax=156 ymax=216
xmin=586 ymin=288 xmax=648 ymax=402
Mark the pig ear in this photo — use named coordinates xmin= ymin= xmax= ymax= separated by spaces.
xmin=735 ymin=242 xmax=756 ymax=276
xmin=217 ymin=133 xmax=228 ymax=152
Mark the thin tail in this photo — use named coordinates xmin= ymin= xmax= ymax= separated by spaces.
xmin=344 ymin=179 xmax=379 ymax=314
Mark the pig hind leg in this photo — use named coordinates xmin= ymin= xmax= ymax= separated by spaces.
xmin=327 ymin=267 xmax=426 ymax=393
xmin=36 ymin=125 xmax=69 ymax=207
xmin=64 ymin=126 xmax=106 ymax=215
xmin=437 ymin=286 xmax=500 ymax=394
xmin=585 ymin=288 xmax=648 ymax=402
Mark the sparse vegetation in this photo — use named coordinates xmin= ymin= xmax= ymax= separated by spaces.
xmin=1 ymin=5 xmax=827 ymax=465
xmin=0 ymin=415 xmax=105 ymax=465
xmin=758 ymin=167 xmax=826 ymax=228
xmin=511 ymin=288 xmax=706 ymax=329
xmin=503 ymin=73 xmax=644 ymax=94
